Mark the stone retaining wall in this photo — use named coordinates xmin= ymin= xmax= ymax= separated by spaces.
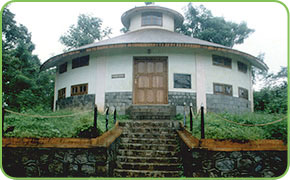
xmin=2 ymin=124 xmax=122 ymax=178
xmin=178 ymin=129 xmax=287 ymax=178
xmin=168 ymin=91 xmax=196 ymax=114
xmin=56 ymin=94 xmax=95 ymax=110
xmin=2 ymin=139 xmax=120 ymax=177
xmin=180 ymin=146 xmax=287 ymax=177
xmin=206 ymin=94 xmax=251 ymax=113
xmin=105 ymin=91 xmax=197 ymax=115
xmin=105 ymin=92 xmax=132 ymax=115
xmin=55 ymin=92 xmax=251 ymax=114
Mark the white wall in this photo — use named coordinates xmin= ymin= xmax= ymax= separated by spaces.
xmin=105 ymin=54 xmax=133 ymax=92
xmin=195 ymin=53 xmax=207 ymax=111
xmin=53 ymin=54 xmax=98 ymax=110
xmin=104 ymin=48 xmax=197 ymax=93
xmin=168 ymin=53 xmax=196 ymax=92
xmin=129 ymin=13 xmax=174 ymax=32
xmin=54 ymin=47 xmax=253 ymax=111
xmin=95 ymin=56 xmax=106 ymax=112
xmin=196 ymin=52 xmax=252 ymax=99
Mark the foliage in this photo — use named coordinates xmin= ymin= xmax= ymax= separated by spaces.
xmin=120 ymin=27 xmax=129 ymax=33
xmin=183 ymin=112 xmax=287 ymax=142
xmin=254 ymin=82 xmax=287 ymax=114
xmin=3 ymin=109 xmax=129 ymax=138
xmin=2 ymin=7 xmax=55 ymax=111
xmin=253 ymin=66 xmax=287 ymax=114
xmin=2 ymin=8 xmax=33 ymax=51
xmin=144 ymin=2 xmax=154 ymax=6
xmin=59 ymin=14 xmax=112 ymax=50
xmin=251 ymin=53 xmax=267 ymax=85
xmin=178 ymin=3 xmax=254 ymax=47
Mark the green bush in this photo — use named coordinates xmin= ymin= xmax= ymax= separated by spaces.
xmin=183 ymin=112 xmax=287 ymax=142
xmin=3 ymin=109 xmax=128 ymax=138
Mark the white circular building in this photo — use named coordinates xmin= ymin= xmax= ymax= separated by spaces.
xmin=41 ymin=5 xmax=267 ymax=115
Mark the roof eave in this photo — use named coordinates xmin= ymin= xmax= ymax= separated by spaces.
xmin=40 ymin=43 xmax=268 ymax=71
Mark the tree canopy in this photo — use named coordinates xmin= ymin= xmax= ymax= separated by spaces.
xmin=2 ymin=7 xmax=55 ymax=111
xmin=59 ymin=14 xmax=112 ymax=50
xmin=178 ymin=3 xmax=255 ymax=47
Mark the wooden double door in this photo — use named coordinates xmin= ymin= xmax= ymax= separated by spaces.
xmin=133 ymin=57 xmax=168 ymax=104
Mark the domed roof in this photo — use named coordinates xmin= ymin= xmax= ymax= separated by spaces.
xmin=121 ymin=5 xmax=184 ymax=29
xmin=76 ymin=28 xmax=227 ymax=49
xmin=41 ymin=28 xmax=268 ymax=71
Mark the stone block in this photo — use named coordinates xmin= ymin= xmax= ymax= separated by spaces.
xmin=81 ymin=164 xmax=96 ymax=175
xmin=75 ymin=154 xmax=88 ymax=164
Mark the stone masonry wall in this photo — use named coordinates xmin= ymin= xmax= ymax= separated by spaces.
xmin=105 ymin=92 xmax=132 ymax=115
xmin=2 ymin=139 xmax=120 ymax=177
xmin=180 ymin=141 xmax=287 ymax=178
xmin=105 ymin=91 xmax=196 ymax=115
xmin=206 ymin=94 xmax=251 ymax=113
xmin=56 ymin=94 xmax=95 ymax=110
xmin=168 ymin=91 xmax=196 ymax=114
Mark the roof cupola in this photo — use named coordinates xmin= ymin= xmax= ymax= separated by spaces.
xmin=121 ymin=6 xmax=184 ymax=32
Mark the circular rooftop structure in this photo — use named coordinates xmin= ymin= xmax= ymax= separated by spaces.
xmin=121 ymin=6 xmax=184 ymax=29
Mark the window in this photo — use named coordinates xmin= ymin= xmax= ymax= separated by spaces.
xmin=213 ymin=83 xmax=233 ymax=96
xmin=239 ymin=87 xmax=248 ymax=100
xmin=212 ymin=55 xmax=232 ymax=68
xmin=72 ymin=55 xmax=89 ymax=69
xmin=174 ymin=73 xmax=191 ymax=89
xmin=141 ymin=12 xmax=162 ymax=26
xmin=58 ymin=88 xmax=66 ymax=100
xmin=238 ymin=61 xmax=248 ymax=73
xmin=71 ymin=83 xmax=88 ymax=96
xmin=59 ymin=62 xmax=67 ymax=74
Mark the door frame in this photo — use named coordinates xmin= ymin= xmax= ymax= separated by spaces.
xmin=132 ymin=56 xmax=168 ymax=105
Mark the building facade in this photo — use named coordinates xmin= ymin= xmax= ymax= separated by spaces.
xmin=41 ymin=5 xmax=267 ymax=114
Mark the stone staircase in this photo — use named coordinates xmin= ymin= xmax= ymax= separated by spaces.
xmin=127 ymin=105 xmax=176 ymax=120
xmin=114 ymin=120 xmax=182 ymax=177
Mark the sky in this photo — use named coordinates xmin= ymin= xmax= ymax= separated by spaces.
xmin=6 ymin=1 xmax=288 ymax=75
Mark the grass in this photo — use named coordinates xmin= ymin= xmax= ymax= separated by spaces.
xmin=177 ymin=112 xmax=287 ymax=142
xmin=4 ymin=109 xmax=287 ymax=142
xmin=3 ymin=109 xmax=129 ymax=138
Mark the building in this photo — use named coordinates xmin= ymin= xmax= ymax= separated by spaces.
xmin=40 ymin=5 xmax=268 ymax=115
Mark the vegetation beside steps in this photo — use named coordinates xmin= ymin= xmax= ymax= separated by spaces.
xmin=3 ymin=109 xmax=129 ymax=138
xmin=177 ymin=112 xmax=287 ymax=143
xmin=114 ymin=120 xmax=183 ymax=177
xmin=3 ymin=108 xmax=287 ymax=143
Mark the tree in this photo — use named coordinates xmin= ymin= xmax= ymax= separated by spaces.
xmin=144 ymin=2 xmax=154 ymax=6
xmin=253 ymin=66 xmax=287 ymax=114
xmin=2 ymin=8 xmax=33 ymax=51
xmin=178 ymin=3 xmax=254 ymax=47
xmin=120 ymin=27 xmax=129 ymax=33
xmin=2 ymin=8 xmax=55 ymax=111
xmin=59 ymin=14 xmax=112 ymax=50
xmin=251 ymin=53 xmax=268 ymax=85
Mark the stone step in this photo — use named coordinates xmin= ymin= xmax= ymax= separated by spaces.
xmin=128 ymin=105 xmax=175 ymax=112
xmin=114 ymin=169 xmax=181 ymax=177
xmin=121 ymin=132 xmax=178 ymax=139
xmin=116 ymin=162 xmax=181 ymax=171
xmin=121 ymin=127 xmax=175 ymax=134
xmin=120 ymin=137 xmax=177 ymax=145
xmin=131 ymin=115 xmax=172 ymax=120
xmin=119 ymin=120 xmax=179 ymax=129
xmin=117 ymin=156 xmax=180 ymax=164
xmin=119 ymin=143 xmax=178 ymax=151
xmin=130 ymin=111 xmax=173 ymax=116
xmin=127 ymin=105 xmax=176 ymax=120
xmin=118 ymin=149 xmax=179 ymax=157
